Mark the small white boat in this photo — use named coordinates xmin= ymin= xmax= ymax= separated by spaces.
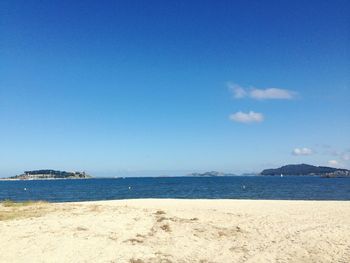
xmin=280 ymin=174 xmax=283 ymax=178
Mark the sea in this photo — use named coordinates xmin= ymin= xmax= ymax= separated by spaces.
xmin=0 ymin=176 xmax=350 ymax=202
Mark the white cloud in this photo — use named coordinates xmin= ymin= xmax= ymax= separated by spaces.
xmin=229 ymin=111 xmax=264 ymax=123
xmin=250 ymin=88 xmax=295 ymax=100
xmin=342 ymin=153 xmax=350 ymax=161
xmin=228 ymin=83 xmax=296 ymax=100
xmin=292 ymin=147 xmax=313 ymax=156
xmin=328 ymin=160 xmax=339 ymax=166
xmin=227 ymin=83 xmax=247 ymax=98
xmin=322 ymin=146 xmax=350 ymax=161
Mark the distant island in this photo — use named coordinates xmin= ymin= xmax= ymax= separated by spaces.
xmin=188 ymin=171 xmax=237 ymax=177
xmin=8 ymin=170 xmax=92 ymax=180
xmin=260 ymin=164 xmax=350 ymax=178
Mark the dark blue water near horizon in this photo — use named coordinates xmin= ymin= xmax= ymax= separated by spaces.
xmin=0 ymin=176 xmax=350 ymax=202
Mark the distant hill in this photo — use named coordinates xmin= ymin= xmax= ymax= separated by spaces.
xmin=188 ymin=171 xmax=236 ymax=177
xmin=9 ymin=170 xmax=91 ymax=180
xmin=260 ymin=164 xmax=350 ymax=177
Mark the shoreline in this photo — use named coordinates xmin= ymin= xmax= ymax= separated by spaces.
xmin=64 ymin=198 xmax=350 ymax=205
xmin=0 ymin=177 xmax=92 ymax=181
xmin=2 ymin=198 xmax=350 ymax=203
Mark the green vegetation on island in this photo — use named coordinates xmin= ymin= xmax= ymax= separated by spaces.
xmin=8 ymin=170 xmax=91 ymax=180
xmin=260 ymin=164 xmax=350 ymax=178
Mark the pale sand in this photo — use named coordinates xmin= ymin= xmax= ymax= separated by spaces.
xmin=1 ymin=199 xmax=349 ymax=263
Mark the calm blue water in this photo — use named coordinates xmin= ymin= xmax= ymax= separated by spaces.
xmin=0 ymin=176 xmax=349 ymax=202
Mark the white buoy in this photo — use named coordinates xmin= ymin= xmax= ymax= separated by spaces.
xmin=128 ymin=186 xmax=131 ymax=190
xmin=24 ymin=188 xmax=27 ymax=191
xmin=242 ymin=185 xmax=246 ymax=189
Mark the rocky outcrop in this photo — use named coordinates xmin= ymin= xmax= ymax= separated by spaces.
xmin=188 ymin=171 xmax=236 ymax=177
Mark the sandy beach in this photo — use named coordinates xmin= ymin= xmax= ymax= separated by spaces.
xmin=0 ymin=199 xmax=349 ymax=263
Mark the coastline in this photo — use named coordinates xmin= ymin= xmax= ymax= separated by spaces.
xmin=1 ymin=199 xmax=349 ymax=262
xmin=0 ymin=177 xmax=92 ymax=181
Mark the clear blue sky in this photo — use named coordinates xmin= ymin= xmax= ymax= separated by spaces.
xmin=1 ymin=0 xmax=349 ymax=177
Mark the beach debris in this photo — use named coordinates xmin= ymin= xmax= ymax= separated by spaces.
xmin=155 ymin=210 xmax=166 ymax=215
